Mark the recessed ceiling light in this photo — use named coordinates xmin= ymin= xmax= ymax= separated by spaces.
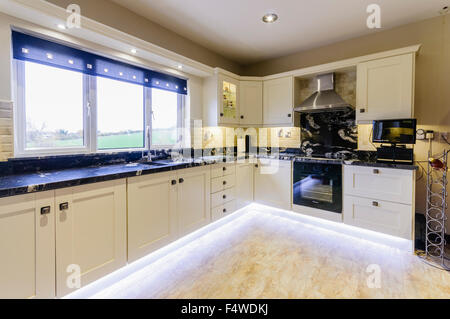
xmin=262 ymin=13 xmax=278 ymax=23
xmin=131 ymin=48 xmax=137 ymax=54
xmin=177 ymin=64 xmax=183 ymax=70
xmin=57 ymin=24 xmax=66 ymax=30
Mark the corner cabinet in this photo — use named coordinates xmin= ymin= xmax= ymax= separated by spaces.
xmin=55 ymin=180 xmax=127 ymax=297
xmin=263 ymin=76 xmax=297 ymax=127
xmin=356 ymin=53 xmax=415 ymax=123
xmin=254 ymin=159 xmax=292 ymax=210
xmin=0 ymin=192 xmax=55 ymax=299
xmin=239 ymin=81 xmax=263 ymax=126
xmin=235 ymin=162 xmax=254 ymax=209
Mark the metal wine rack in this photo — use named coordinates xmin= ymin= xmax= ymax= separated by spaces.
xmin=425 ymin=150 xmax=449 ymax=270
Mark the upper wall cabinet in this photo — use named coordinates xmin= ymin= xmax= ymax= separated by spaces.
xmin=263 ymin=76 xmax=298 ymax=127
xmin=239 ymin=81 xmax=263 ymax=126
xmin=356 ymin=53 xmax=415 ymax=123
xmin=203 ymin=72 xmax=240 ymax=126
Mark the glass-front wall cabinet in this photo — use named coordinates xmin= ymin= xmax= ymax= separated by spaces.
xmin=219 ymin=76 xmax=239 ymax=124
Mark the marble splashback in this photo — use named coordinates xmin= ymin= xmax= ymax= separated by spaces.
xmin=300 ymin=109 xmax=358 ymax=159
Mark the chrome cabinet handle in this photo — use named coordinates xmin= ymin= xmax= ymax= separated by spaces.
xmin=59 ymin=202 xmax=69 ymax=211
xmin=41 ymin=206 xmax=51 ymax=215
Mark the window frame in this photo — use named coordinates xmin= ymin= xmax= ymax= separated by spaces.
xmin=14 ymin=60 xmax=185 ymax=157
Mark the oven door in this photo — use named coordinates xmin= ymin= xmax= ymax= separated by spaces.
xmin=293 ymin=162 xmax=342 ymax=213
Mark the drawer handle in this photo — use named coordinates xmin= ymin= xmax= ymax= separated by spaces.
xmin=223 ymin=181 xmax=227 ymax=186
xmin=360 ymin=108 xmax=366 ymax=113
xmin=240 ymin=115 xmax=244 ymax=119
xmin=220 ymin=113 xmax=224 ymax=117
xmin=171 ymin=180 xmax=177 ymax=185
xmin=223 ymin=195 xmax=227 ymax=200
xmin=223 ymin=208 xmax=227 ymax=213
xmin=287 ymin=114 xmax=292 ymax=118
xmin=372 ymin=201 xmax=379 ymax=207
xmin=223 ymin=167 xmax=227 ymax=171
xmin=40 ymin=206 xmax=51 ymax=215
xmin=255 ymin=164 xmax=259 ymax=168
xmin=59 ymin=202 xmax=69 ymax=211
xmin=179 ymin=178 xmax=184 ymax=184
xmin=373 ymin=169 xmax=380 ymax=174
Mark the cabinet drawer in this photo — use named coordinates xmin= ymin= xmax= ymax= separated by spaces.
xmin=211 ymin=163 xmax=236 ymax=178
xmin=343 ymin=195 xmax=413 ymax=239
xmin=212 ymin=200 xmax=237 ymax=221
xmin=211 ymin=174 xmax=236 ymax=193
xmin=211 ymin=188 xmax=235 ymax=208
xmin=343 ymin=166 xmax=414 ymax=205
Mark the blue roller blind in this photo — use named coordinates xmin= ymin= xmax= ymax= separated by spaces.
xmin=12 ymin=30 xmax=188 ymax=95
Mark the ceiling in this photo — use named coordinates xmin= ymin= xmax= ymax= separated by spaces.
xmin=110 ymin=0 xmax=448 ymax=65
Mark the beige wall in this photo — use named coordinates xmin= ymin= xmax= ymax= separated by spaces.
xmin=45 ymin=0 xmax=242 ymax=74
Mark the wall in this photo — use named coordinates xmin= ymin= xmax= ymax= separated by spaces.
xmin=44 ymin=0 xmax=242 ymax=74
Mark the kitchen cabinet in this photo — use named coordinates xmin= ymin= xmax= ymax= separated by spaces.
xmin=0 ymin=192 xmax=55 ymax=299
xmin=254 ymin=159 xmax=292 ymax=210
xmin=55 ymin=180 xmax=127 ymax=297
xmin=127 ymin=172 xmax=178 ymax=262
xmin=356 ymin=53 xmax=415 ymax=123
xmin=203 ymin=72 xmax=240 ymax=126
xmin=343 ymin=165 xmax=415 ymax=240
xmin=177 ymin=166 xmax=211 ymax=236
xmin=263 ymin=77 xmax=295 ymax=126
xmin=239 ymin=81 xmax=263 ymax=126
xmin=235 ymin=162 xmax=254 ymax=209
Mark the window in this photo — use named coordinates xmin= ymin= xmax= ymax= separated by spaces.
xmin=13 ymin=31 xmax=187 ymax=157
xmin=151 ymin=88 xmax=181 ymax=147
xmin=18 ymin=61 xmax=87 ymax=153
xmin=97 ymin=77 xmax=145 ymax=150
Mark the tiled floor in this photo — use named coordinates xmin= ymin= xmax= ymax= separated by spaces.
xmin=75 ymin=206 xmax=450 ymax=299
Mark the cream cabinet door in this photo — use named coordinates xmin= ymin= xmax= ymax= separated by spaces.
xmin=235 ymin=163 xmax=254 ymax=209
xmin=343 ymin=195 xmax=413 ymax=239
xmin=0 ymin=192 xmax=55 ymax=299
xmin=356 ymin=53 xmax=414 ymax=123
xmin=263 ymin=77 xmax=294 ymax=126
xmin=177 ymin=167 xmax=211 ymax=236
xmin=254 ymin=160 xmax=292 ymax=210
xmin=55 ymin=180 xmax=127 ymax=297
xmin=127 ymin=172 xmax=178 ymax=262
xmin=240 ymin=81 xmax=263 ymax=125
xmin=218 ymin=74 xmax=240 ymax=125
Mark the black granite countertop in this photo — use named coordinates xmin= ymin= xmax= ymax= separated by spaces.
xmin=344 ymin=160 xmax=418 ymax=171
xmin=0 ymin=152 xmax=418 ymax=199
xmin=0 ymin=157 xmax=229 ymax=198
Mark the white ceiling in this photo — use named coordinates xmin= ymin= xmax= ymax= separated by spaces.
xmin=110 ymin=0 xmax=448 ymax=65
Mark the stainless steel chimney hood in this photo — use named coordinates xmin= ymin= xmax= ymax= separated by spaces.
xmin=294 ymin=73 xmax=353 ymax=113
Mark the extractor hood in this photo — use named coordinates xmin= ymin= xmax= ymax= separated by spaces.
xmin=294 ymin=73 xmax=353 ymax=113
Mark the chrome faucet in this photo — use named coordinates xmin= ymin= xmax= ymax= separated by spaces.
xmin=143 ymin=125 xmax=152 ymax=162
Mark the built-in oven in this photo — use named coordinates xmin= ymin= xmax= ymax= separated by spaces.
xmin=293 ymin=161 xmax=342 ymax=214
